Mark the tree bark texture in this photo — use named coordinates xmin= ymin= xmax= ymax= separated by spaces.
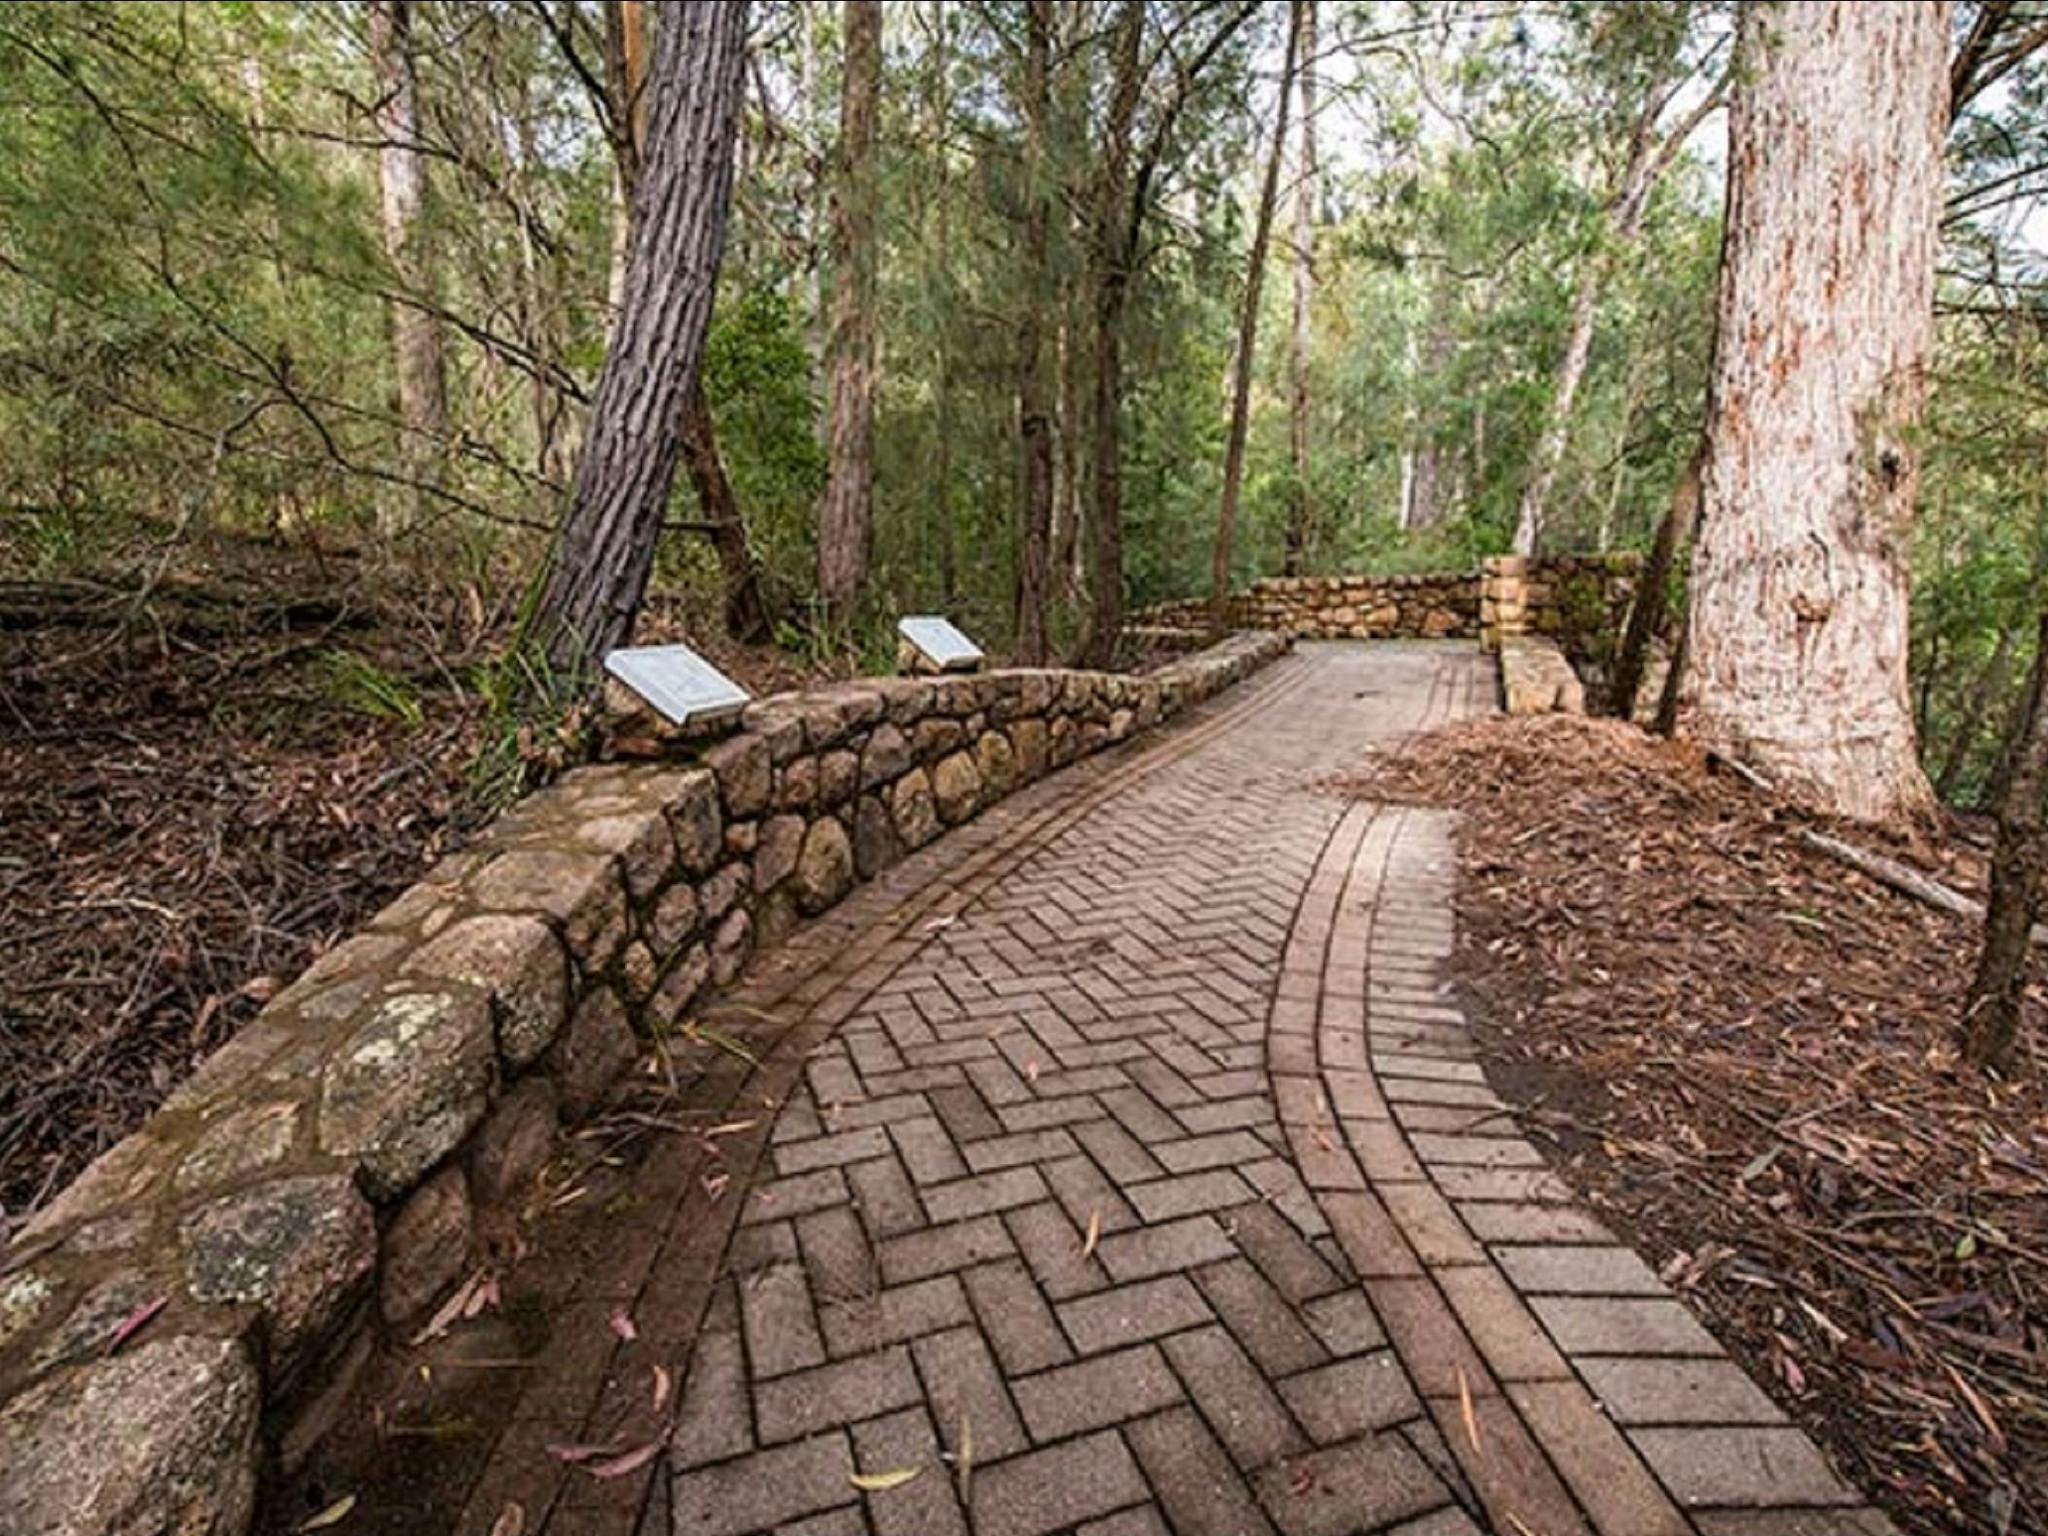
xmin=815 ymin=1 xmax=883 ymax=633
xmin=1687 ymin=0 xmax=1946 ymax=826
xmin=1210 ymin=1 xmax=1301 ymax=622
xmin=368 ymin=0 xmax=449 ymax=535
xmin=1014 ymin=1 xmax=1055 ymax=665
xmin=1283 ymin=0 xmax=1317 ymax=576
xmin=1080 ymin=0 xmax=1146 ymax=669
xmin=1608 ymin=442 xmax=1702 ymax=721
xmin=1964 ymin=606 xmax=2048 ymax=1071
xmin=536 ymin=2 xmax=748 ymax=669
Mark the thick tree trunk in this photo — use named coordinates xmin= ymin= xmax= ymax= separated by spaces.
xmin=606 ymin=0 xmax=766 ymax=647
xmin=815 ymin=1 xmax=883 ymax=634
xmin=1210 ymin=1 xmax=1302 ymax=623
xmin=535 ymin=3 xmax=748 ymax=669
xmin=1687 ymin=1 xmax=1946 ymax=826
xmin=1608 ymin=444 xmax=1701 ymax=723
xmin=1013 ymin=1 xmax=1055 ymax=665
xmin=680 ymin=380 xmax=772 ymax=644
xmin=1283 ymin=0 xmax=1317 ymax=577
xmin=368 ymin=0 xmax=449 ymax=535
xmin=1080 ymin=0 xmax=1145 ymax=670
xmin=1963 ymin=606 xmax=2048 ymax=1072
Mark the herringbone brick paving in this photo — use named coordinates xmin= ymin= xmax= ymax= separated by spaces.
xmin=305 ymin=643 xmax=1898 ymax=1536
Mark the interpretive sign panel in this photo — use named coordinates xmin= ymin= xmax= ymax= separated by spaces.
xmin=897 ymin=615 xmax=985 ymax=673
xmin=603 ymin=644 xmax=751 ymax=728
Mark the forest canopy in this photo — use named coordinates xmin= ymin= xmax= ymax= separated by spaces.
xmin=0 ymin=0 xmax=2043 ymax=803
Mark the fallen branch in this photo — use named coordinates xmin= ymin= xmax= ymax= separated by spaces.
xmin=1796 ymin=828 xmax=2046 ymax=945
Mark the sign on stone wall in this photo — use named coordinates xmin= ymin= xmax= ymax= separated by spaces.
xmin=897 ymin=616 xmax=985 ymax=674
xmin=603 ymin=645 xmax=751 ymax=729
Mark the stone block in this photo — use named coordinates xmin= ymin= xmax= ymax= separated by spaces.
xmin=406 ymin=913 xmax=569 ymax=1068
xmin=319 ymin=987 xmax=495 ymax=1202
xmin=0 ymin=1335 xmax=260 ymax=1536
xmin=861 ymin=723 xmax=912 ymax=789
xmin=854 ymin=793 xmax=904 ymax=879
xmin=181 ymin=1174 xmax=377 ymax=1373
xmin=467 ymin=1079 xmax=558 ymax=1209
xmin=1009 ymin=718 xmax=1049 ymax=781
xmin=378 ymin=1166 xmax=472 ymax=1326
xmin=712 ymin=908 xmax=753 ymax=986
xmin=930 ymin=751 xmax=982 ymax=824
xmin=794 ymin=818 xmax=855 ymax=915
xmin=550 ymin=986 xmax=635 ymax=1120
xmin=891 ymin=769 xmax=940 ymax=849
xmin=705 ymin=733 xmax=772 ymax=818
xmin=754 ymin=813 xmax=806 ymax=892
xmin=665 ymin=769 xmax=724 ymax=874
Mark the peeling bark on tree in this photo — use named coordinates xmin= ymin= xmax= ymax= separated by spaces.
xmin=535 ymin=3 xmax=748 ymax=670
xmin=1964 ymin=606 xmax=2048 ymax=1072
xmin=815 ymin=1 xmax=882 ymax=635
xmin=368 ymin=0 xmax=449 ymax=536
xmin=1687 ymin=0 xmax=1946 ymax=827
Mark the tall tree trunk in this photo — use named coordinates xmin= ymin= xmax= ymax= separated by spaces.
xmin=815 ymin=1 xmax=883 ymax=635
xmin=1936 ymin=625 xmax=2018 ymax=801
xmin=1283 ymin=0 xmax=1317 ymax=576
xmin=926 ymin=0 xmax=958 ymax=612
xmin=535 ymin=3 xmax=748 ymax=669
xmin=1608 ymin=443 xmax=1702 ymax=721
xmin=1080 ymin=0 xmax=1146 ymax=669
xmin=1512 ymin=46 xmax=1724 ymax=557
xmin=1013 ymin=1 xmax=1055 ymax=665
xmin=608 ymin=0 xmax=767 ymax=645
xmin=1687 ymin=1 xmax=1946 ymax=826
xmin=1963 ymin=605 xmax=2048 ymax=1072
xmin=1209 ymin=0 xmax=1302 ymax=622
xmin=1054 ymin=305 xmax=1087 ymax=609
xmin=368 ymin=0 xmax=449 ymax=536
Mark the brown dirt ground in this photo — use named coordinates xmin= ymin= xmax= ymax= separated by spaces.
xmin=1335 ymin=714 xmax=2048 ymax=1536
xmin=0 ymin=540 xmax=855 ymax=1227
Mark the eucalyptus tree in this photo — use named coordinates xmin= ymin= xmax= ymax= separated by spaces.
xmin=367 ymin=0 xmax=448 ymax=533
xmin=1687 ymin=0 xmax=1949 ymax=825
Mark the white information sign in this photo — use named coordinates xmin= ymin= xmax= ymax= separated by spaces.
xmin=603 ymin=644 xmax=751 ymax=728
xmin=897 ymin=615 xmax=985 ymax=672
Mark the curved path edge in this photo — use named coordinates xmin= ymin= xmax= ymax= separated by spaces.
xmin=306 ymin=644 xmax=1898 ymax=1536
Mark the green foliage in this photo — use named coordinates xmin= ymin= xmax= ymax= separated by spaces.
xmin=319 ymin=649 xmax=424 ymax=728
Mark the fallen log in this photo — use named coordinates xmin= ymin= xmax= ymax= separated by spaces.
xmin=1796 ymin=828 xmax=2047 ymax=945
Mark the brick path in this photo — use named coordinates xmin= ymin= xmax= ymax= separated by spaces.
xmin=302 ymin=642 xmax=1895 ymax=1536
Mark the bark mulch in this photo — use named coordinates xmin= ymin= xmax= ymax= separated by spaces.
xmin=1334 ymin=713 xmax=2047 ymax=1536
xmin=0 ymin=550 xmax=859 ymax=1231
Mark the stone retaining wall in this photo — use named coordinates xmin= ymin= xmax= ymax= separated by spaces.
xmin=1499 ymin=635 xmax=1586 ymax=714
xmin=1130 ymin=555 xmax=1639 ymax=667
xmin=0 ymin=630 xmax=1288 ymax=1536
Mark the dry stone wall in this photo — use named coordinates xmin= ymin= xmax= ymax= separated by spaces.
xmin=0 ymin=630 xmax=1287 ymax=1536
xmin=1131 ymin=555 xmax=1639 ymax=667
